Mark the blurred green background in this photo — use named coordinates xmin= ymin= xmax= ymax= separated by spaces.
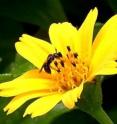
xmin=0 ymin=0 xmax=117 ymax=124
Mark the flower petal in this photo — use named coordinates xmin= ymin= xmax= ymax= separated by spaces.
xmin=78 ymin=7 xmax=98 ymax=63
xmin=17 ymin=69 xmax=53 ymax=80
xmin=20 ymin=34 xmax=55 ymax=54
xmin=95 ymin=68 xmax=117 ymax=75
xmin=90 ymin=15 xmax=117 ymax=76
xmin=4 ymin=90 xmax=55 ymax=115
xmin=49 ymin=22 xmax=79 ymax=54
xmin=62 ymin=83 xmax=83 ymax=109
xmin=15 ymin=34 xmax=55 ymax=68
xmin=88 ymin=61 xmax=117 ymax=79
xmin=23 ymin=93 xmax=62 ymax=118
xmin=0 ymin=78 xmax=56 ymax=97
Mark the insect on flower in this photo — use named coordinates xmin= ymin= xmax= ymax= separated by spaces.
xmin=40 ymin=51 xmax=62 ymax=73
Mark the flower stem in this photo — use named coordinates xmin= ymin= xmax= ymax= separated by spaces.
xmin=90 ymin=107 xmax=113 ymax=124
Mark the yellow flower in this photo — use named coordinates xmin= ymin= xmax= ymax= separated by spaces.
xmin=0 ymin=7 xmax=117 ymax=118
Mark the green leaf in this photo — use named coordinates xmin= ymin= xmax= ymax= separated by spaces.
xmin=21 ymin=103 xmax=68 ymax=124
xmin=109 ymin=106 xmax=117 ymax=123
xmin=94 ymin=23 xmax=103 ymax=39
xmin=78 ymin=76 xmax=113 ymax=124
xmin=0 ymin=74 xmax=14 ymax=82
xmin=78 ymin=76 xmax=103 ymax=113
xmin=0 ymin=102 xmax=68 ymax=124
xmin=0 ymin=0 xmax=67 ymax=30
xmin=0 ymin=17 xmax=23 ymax=73
xmin=7 ymin=54 xmax=34 ymax=77
xmin=52 ymin=109 xmax=98 ymax=124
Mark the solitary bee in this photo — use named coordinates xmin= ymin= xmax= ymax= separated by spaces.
xmin=40 ymin=52 xmax=62 ymax=73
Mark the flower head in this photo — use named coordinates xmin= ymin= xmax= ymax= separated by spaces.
xmin=0 ymin=7 xmax=117 ymax=118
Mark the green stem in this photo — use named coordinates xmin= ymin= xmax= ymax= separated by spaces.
xmin=90 ymin=107 xmax=113 ymax=124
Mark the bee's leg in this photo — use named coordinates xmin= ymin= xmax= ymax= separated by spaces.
xmin=39 ymin=64 xmax=44 ymax=72
xmin=50 ymin=61 xmax=61 ymax=73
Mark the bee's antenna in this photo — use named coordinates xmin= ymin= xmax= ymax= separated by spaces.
xmin=39 ymin=64 xmax=44 ymax=72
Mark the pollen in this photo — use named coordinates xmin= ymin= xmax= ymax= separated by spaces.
xmin=46 ymin=46 xmax=89 ymax=92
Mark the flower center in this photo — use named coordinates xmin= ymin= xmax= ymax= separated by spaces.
xmin=41 ymin=46 xmax=89 ymax=92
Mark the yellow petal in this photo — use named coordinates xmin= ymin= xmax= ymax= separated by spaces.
xmin=4 ymin=90 xmax=54 ymax=115
xmin=90 ymin=15 xmax=117 ymax=75
xmin=88 ymin=61 xmax=117 ymax=79
xmin=0 ymin=78 xmax=56 ymax=97
xmin=19 ymin=34 xmax=55 ymax=54
xmin=23 ymin=93 xmax=62 ymax=118
xmin=17 ymin=69 xmax=53 ymax=80
xmin=78 ymin=7 xmax=98 ymax=63
xmin=49 ymin=22 xmax=79 ymax=54
xmin=95 ymin=68 xmax=117 ymax=75
xmin=15 ymin=42 xmax=45 ymax=69
xmin=15 ymin=34 xmax=55 ymax=68
xmin=103 ymin=61 xmax=117 ymax=68
xmin=62 ymin=83 xmax=83 ymax=109
xmin=92 ymin=61 xmax=117 ymax=75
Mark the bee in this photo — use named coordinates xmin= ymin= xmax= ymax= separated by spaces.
xmin=40 ymin=52 xmax=62 ymax=73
